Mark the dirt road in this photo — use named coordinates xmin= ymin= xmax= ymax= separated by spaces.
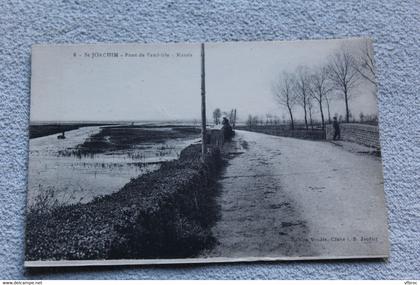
xmin=204 ymin=130 xmax=388 ymax=259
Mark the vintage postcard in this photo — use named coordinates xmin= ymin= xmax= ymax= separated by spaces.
xmin=25 ymin=38 xmax=388 ymax=267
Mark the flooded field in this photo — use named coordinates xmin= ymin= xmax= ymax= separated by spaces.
xmin=27 ymin=125 xmax=200 ymax=206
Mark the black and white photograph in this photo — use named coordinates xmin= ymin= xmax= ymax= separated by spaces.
xmin=25 ymin=38 xmax=388 ymax=266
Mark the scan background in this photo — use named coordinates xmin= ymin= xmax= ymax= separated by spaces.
xmin=0 ymin=0 xmax=418 ymax=279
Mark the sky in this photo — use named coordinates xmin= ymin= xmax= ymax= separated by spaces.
xmin=30 ymin=38 xmax=378 ymax=123
xmin=206 ymin=38 xmax=378 ymax=122
xmin=31 ymin=43 xmax=201 ymax=122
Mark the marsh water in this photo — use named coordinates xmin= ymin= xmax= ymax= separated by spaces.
xmin=27 ymin=125 xmax=200 ymax=206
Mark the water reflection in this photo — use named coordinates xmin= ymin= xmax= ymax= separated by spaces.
xmin=27 ymin=126 xmax=199 ymax=206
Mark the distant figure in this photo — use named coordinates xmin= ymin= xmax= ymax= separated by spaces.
xmin=222 ymin=117 xmax=234 ymax=141
xmin=57 ymin=131 xmax=66 ymax=139
xmin=333 ymin=117 xmax=340 ymax=141
xmin=222 ymin=117 xmax=228 ymax=127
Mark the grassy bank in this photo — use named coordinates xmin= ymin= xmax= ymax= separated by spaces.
xmin=26 ymin=143 xmax=224 ymax=261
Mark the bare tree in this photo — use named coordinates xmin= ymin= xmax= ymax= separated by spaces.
xmin=228 ymin=109 xmax=234 ymax=123
xmin=353 ymin=39 xmax=377 ymax=87
xmin=307 ymin=96 xmax=315 ymax=130
xmin=359 ymin=112 xmax=365 ymax=123
xmin=324 ymin=92 xmax=332 ymax=124
xmin=294 ymin=66 xmax=311 ymax=130
xmin=328 ymin=48 xmax=360 ymax=123
xmin=272 ymin=72 xmax=297 ymax=130
xmin=246 ymin=114 xmax=253 ymax=128
xmin=227 ymin=109 xmax=237 ymax=127
xmin=212 ymin=108 xmax=221 ymax=125
xmin=310 ymin=67 xmax=332 ymax=130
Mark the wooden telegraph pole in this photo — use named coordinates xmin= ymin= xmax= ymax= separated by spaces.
xmin=201 ymin=43 xmax=207 ymax=161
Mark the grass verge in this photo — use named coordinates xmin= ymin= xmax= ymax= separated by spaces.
xmin=26 ymin=143 xmax=223 ymax=261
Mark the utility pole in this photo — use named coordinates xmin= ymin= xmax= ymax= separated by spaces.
xmin=201 ymin=43 xmax=207 ymax=161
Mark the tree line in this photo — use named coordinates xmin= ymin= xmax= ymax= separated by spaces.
xmin=271 ymin=40 xmax=377 ymax=130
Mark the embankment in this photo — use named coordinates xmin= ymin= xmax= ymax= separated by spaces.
xmin=26 ymin=143 xmax=224 ymax=261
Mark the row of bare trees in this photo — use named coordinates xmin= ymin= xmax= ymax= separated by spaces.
xmin=246 ymin=114 xmax=285 ymax=129
xmin=246 ymin=110 xmax=378 ymax=129
xmin=272 ymin=40 xmax=376 ymax=130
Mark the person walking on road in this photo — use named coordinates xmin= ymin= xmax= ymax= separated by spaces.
xmin=333 ymin=116 xmax=341 ymax=141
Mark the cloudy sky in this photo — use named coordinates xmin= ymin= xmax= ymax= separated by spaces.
xmin=30 ymin=38 xmax=378 ymax=123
